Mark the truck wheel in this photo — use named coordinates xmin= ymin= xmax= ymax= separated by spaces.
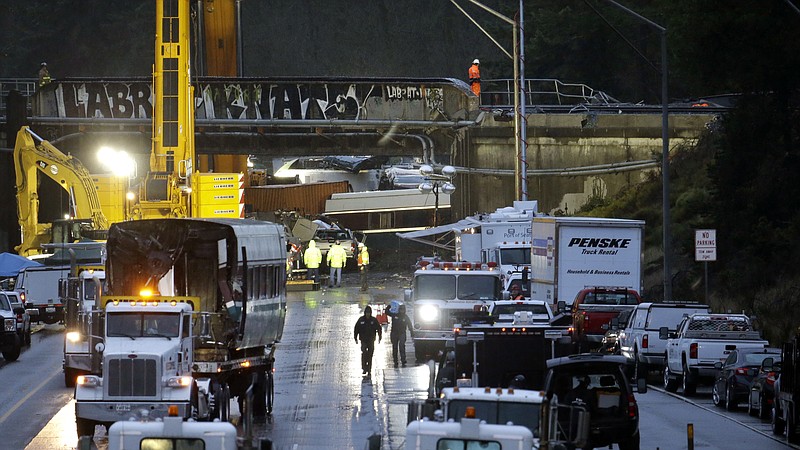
xmin=634 ymin=353 xmax=648 ymax=382
xmin=772 ymin=404 xmax=786 ymax=435
xmin=682 ymin=365 xmax=696 ymax=396
xmin=266 ymin=370 xmax=275 ymax=415
xmin=43 ymin=315 xmax=58 ymax=325
xmin=617 ymin=430 xmax=640 ymax=450
xmin=253 ymin=370 xmax=268 ymax=421
xmin=76 ymin=418 xmax=96 ymax=438
xmin=64 ymin=368 xmax=78 ymax=388
xmin=212 ymin=382 xmax=230 ymax=422
xmin=2 ymin=336 xmax=21 ymax=361
xmin=663 ymin=364 xmax=679 ymax=392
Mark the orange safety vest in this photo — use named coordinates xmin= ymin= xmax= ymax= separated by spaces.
xmin=468 ymin=64 xmax=481 ymax=96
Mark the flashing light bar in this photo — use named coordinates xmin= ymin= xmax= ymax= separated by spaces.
xmin=103 ymin=296 xmax=199 ymax=309
xmin=420 ymin=261 xmax=498 ymax=271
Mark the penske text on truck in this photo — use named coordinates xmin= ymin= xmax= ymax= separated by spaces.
xmin=530 ymin=217 xmax=644 ymax=307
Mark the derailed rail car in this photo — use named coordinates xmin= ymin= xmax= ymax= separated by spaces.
xmin=105 ymin=218 xmax=287 ymax=417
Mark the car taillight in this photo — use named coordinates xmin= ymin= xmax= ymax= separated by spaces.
xmin=15 ymin=314 xmax=23 ymax=323
xmin=689 ymin=343 xmax=698 ymax=359
xmin=735 ymin=367 xmax=749 ymax=376
xmin=642 ymin=334 xmax=649 ymax=349
xmin=627 ymin=394 xmax=638 ymax=418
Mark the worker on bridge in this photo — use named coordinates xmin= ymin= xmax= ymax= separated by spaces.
xmin=304 ymin=240 xmax=322 ymax=283
xmin=38 ymin=62 xmax=52 ymax=88
xmin=468 ymin=59 xmax=481 ymax=97
xmin=327 ymin=240 xmax=348 ymax=288
xmin=357 ymin=243 xmax=370 ymax=292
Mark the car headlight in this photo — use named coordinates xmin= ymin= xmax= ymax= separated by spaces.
xmin=77 ymin=375 xmax=101 ymax=387
xmin=66 ymin=331 xmax=82 ymax=343
xmin=166 ymin=376 xmax=193 ymax=387
xmin=4 ymin=319 xmax=15 ymax=332
xmin=417 ymin=304 xmax=440 ymax=322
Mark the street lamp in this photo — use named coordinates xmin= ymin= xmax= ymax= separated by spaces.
xmin=419 ymin=164 xmax=456 ymax=228
xmin=590 ymin=0 xmax=671 ymax=300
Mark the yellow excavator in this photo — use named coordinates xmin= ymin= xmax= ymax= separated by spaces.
xmin=14 ymin=0 xmax=244 ymax=255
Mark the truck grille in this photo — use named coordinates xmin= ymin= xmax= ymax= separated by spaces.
xmin=107 ymin=358 xmax=158 ymax=397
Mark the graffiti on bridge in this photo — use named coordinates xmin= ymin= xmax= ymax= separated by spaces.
xmin=51 ymin=81 xmax=446 ymax=121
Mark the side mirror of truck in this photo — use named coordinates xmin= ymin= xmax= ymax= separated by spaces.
xmin=761 ymin=357 xmax=774 ymax=373
xmin=659 ymin=327 xmax=670 ymax=340
xmin=557 ymin=301 xmax=566 ymax=313
xmin=501 ymin=291 xmax=510 ymax=300
xmin=714 ymin=361 xmax=723 ymax=370
xmin=404 ymin=289 xmax=412 ymax=303
xmin=12 ymin=306 xmax=25 ymax=315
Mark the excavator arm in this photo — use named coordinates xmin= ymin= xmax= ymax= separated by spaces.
xmin=13 ymin=126 xmax=109 ymax=256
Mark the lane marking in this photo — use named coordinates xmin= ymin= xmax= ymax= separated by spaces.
xmin=0 ymin=366 xmax=62 ymax=424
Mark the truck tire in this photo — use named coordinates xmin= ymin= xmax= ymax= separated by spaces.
xmin=267 ymin=370 xmax=275 ymax=415
xmin=682 ymin=364 xmax=696 ymax=396
xmin=712 ymin=383 xmax=723 ymax=407
xmin=634 ymin=351 xmax=648 ymax=382
xmin=64 ymin=368 xmax=78 ymax=388
xmin=617 ymin=430 xmax=640 ymax=450
xmin=76 ymin=418 xmax=96 ymax=438
xmin=772 ymin=404 xmax=786 ymax=435
xmin=663 ymin=363 xmax=679 ymax=393
xmin=759 ymin=394 xmax=770 ymax=420
xmin=2 ymin=335 xmax=21 ymax=361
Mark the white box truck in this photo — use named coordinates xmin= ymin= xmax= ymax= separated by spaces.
xmin=530 ymin=217 xmax=644 ymax=308
xmin=16 ymin=265 xmax=70 ymax=324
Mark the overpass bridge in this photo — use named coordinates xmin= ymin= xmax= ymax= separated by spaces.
xmin=1 ymin=76 xmax=721 ymax=216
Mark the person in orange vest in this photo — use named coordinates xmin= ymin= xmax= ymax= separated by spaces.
xmin=468 ymin=59 xmax=481 ymax=97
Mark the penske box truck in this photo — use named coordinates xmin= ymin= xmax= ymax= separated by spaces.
xmin=530 ymin=217 xmax=644 ymax=307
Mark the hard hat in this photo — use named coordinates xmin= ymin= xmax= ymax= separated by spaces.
xmin=472 ymin=59 xmax=480 ymax=65
xmin=41 ymin=62 xmax=47 ymax=66
xmin=334 ymin=240 xmax=340 ymax=245
xmin=358 ymin=242 xmax=364 ymax=248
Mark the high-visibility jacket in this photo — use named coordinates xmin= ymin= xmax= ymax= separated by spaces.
xmin=468 ymin=64 xmax=481 ymax=96
xmin=357 ymin=247 xmax=370 ymax=267
xmin=327 ymin=244 xmax=348 ymax=268
xmin=304 ymin=240 xmax=322 ymax=269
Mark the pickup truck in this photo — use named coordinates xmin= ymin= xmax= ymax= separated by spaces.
xmin=571 ymin=287 xmax=641 ymax=351
xmin=618 ymin=301 xmax=711 ymax=379
xmin=663 ymin=313 xmax=768 ymax=395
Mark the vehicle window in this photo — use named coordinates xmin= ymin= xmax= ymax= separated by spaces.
xmin=436 ymin=439 xmax=501 ymax=450
xmin=0 ymin=293 xmax=10 ymax=311
xmin=457 ymin=275 xmax=499 ymax=300
xmin=744 ymin=353 xmax=781 ymax=366
xmin=415 ymin=275 xmax=456 ymax=300
xmin=724 ymin=352 xmax=737 ymax=366
xmin=494 ymin=304 xmax=548 ymax=316
xmin=107 ymin=312 xmax=181 ymax=338
xmin=631 ymin=309 xmax=645 ymax=328
xmin=141 ymin=438 xmax=205 ymax=450
xmin=447 ymin=400 xmax=540 ymax=437
xmin=646 ymin=308 xmax=707 ymax=330
xmin=499 ymin=247 xmax=531 ymax=266
xmin=582 ymin=292 xmax=637 ymax=306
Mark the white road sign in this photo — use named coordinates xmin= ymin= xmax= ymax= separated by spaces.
xmin=695 ymin=229 xmax=717 ymax=261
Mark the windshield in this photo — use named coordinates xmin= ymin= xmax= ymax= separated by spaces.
xmin=457 ymin=275 xmax=500 ymax=300
xmin=415 ymin=275 xmax=456 ymax=300
xmin=0 ymin=293 xmax=10 ymax=311
xmin=82 ymin=279 xmax=102 ymax=301
xmin=582 ymin=292 xmax=638 ymax=306
xmin=646 ymin=308 xmax=707 ymax=330
xmin=447 ymin=400 xmax=540 ymax=437
xmin=499 ymin=248 xmax=530 ymax=266
xmin=494 ymin=304 xmax=548 ymax=316
xmin=107 ymin=312 xmax=181 ymax=338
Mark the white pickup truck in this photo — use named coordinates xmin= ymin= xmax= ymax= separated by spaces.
xmin=663 ymin=313 xmax=768 ymax=395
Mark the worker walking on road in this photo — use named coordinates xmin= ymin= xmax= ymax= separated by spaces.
xmin=388 ymin=304 xmax=413 ymax=367
xmin=357 ymin=243 xmax=370 ymax=292
xmin=303 ymin=240 xmax=322 ymax=283
xmin=468 ymin=59 xmax=481 ymax=97
xmin=354 ymin=305 xmax=382 ymax=377
xmin=327 ymin=240 xmax=348 ymax=288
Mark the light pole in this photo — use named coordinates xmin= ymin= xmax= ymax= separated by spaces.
xmin=450 ymin=0 xmax=527 ymax=201
xmin=419 ymin=165 xmax=456 ymax=228
xmin=592 ymin=0 xmax=671 ymax=300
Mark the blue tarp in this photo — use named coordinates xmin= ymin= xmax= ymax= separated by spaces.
xmin=0 ymin=252 xmax=43 ymax=278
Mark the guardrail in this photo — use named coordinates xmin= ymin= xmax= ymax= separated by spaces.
xmin=0 ymin=78 xmax=37 ymax=118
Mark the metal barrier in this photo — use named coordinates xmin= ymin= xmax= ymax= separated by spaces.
xmin=481 ymin=78 xmax=620 ymax=108
xmin=0 ymin=78 xmax=37 ymax=118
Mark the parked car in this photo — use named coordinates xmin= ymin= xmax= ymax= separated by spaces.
xmin=544 ymin=353 xmax=643 ymax=450
xmin=748 ymin=356 xmax=781 ymax=419
xmin=310 ymin=226 xmax=360 ymax=261
xmin=0 ymin=292 xmax=25 ymax=361
xmin=712 ymin=347 xmax=781 ymax=411
xmin=599 ymin=308 xmax=634 ymax=355
xmin=3 ymin=291 xmax=31 ymax=346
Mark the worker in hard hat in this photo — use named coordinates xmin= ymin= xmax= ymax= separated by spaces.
xmin=303 ymin=239 xmax=322 ymax=283
xmin=468 ymin=59 xmax=481 ymax=97
xmin=357 ymin=242 xmax=370 ymax=292
xmin=38 ymin=62 xmax=52 ymax=88
xmin=326 ymin=240 xmax=348 ymax=288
